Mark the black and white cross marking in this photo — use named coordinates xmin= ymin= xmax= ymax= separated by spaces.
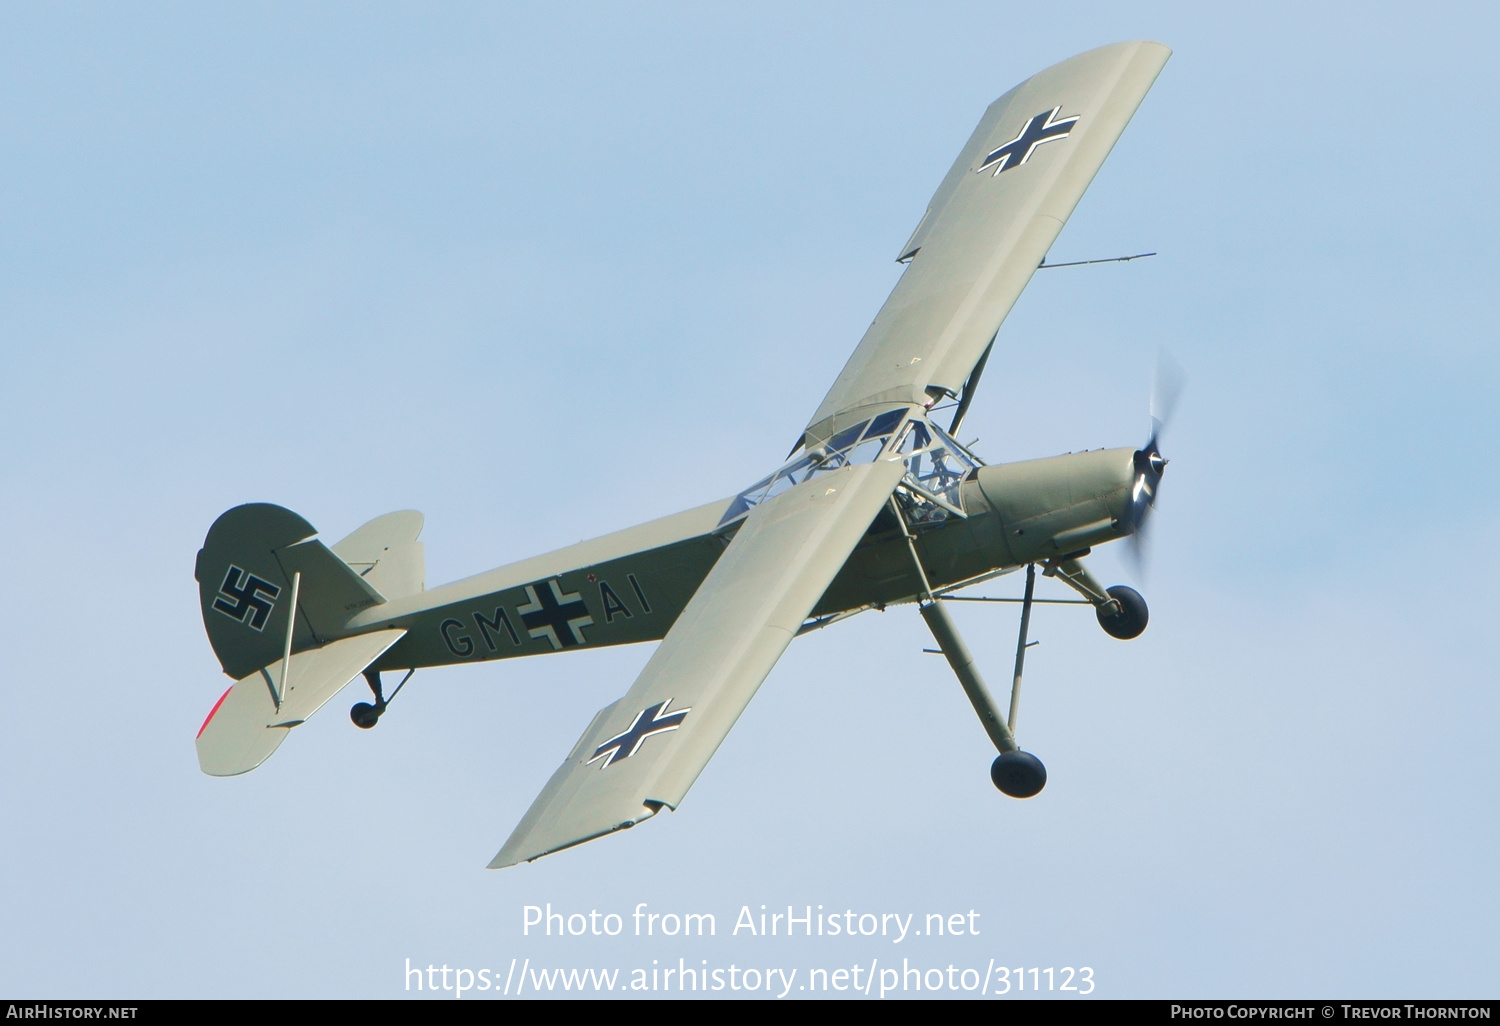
xmin=212 ymin=565 xmax=281 ymax=631
xmin=588 ymin=699 xmax=691 ymax=768
xmin=976 ymin=106 xmax=1080 ymax=176
xmin=517 ymin=579 xmax=594 ymax=650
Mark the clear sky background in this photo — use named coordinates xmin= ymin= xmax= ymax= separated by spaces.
xmin=1 ymin=1 xmax=1496 ymax=1000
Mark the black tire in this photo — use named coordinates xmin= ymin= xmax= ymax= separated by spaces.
xmin=991 ymin=751 xmax=1047 ymax=798
xmin=1096 ymin=585 xmax=1148 ymax=640
xmin=350 ymin=702 xmax=381 ymax=729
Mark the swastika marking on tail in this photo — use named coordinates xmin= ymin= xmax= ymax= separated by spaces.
xmin=212 ymin=566 xmax=281 ymax=631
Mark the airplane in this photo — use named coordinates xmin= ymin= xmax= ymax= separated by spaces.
xmin=192 ymin=40 xmax=1174 ymax=867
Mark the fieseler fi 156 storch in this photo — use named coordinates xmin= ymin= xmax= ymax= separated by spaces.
xmin=194 ymin=41 xmax=1174 ymax=866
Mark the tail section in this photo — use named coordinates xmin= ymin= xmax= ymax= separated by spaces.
xmin=195 ymin=504 xmax=403 ymax=679
xmin=193 ymin=503 xmax=427 ymax=775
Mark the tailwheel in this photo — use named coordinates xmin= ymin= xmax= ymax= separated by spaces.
xmin=1096 ymin=585 xmax=1148 ymax=640
xmin=349 ymin=667 xmax=413 ymax=730
xmin=991 ymin=750 xmax=1047 ymax=798
xmin=350 ymin=702 xmax=382 ymax=729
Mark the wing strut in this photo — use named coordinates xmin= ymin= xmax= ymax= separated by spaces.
xmin=948 ymin=335 xmax=995 ymax=436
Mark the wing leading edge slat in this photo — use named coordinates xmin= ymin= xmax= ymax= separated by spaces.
xmin=806 ymin=40 xmax=1170 ymax=437
xmin=490 ymin=458 xmax=907 ymax=867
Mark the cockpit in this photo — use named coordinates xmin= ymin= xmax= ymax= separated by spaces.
xmin=719 ymin=408 xmax=981 ymax=528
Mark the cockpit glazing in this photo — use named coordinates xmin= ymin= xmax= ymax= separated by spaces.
xmin=718 ymin=409 xmax=980 ymax=528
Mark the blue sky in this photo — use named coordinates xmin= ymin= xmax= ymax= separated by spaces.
xmin=1 ymin=2 xmax=1496 ymax=998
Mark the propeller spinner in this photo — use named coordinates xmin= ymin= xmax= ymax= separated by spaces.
xmin=1124 ymin=356 xmax=1183 ymax=573
xmin=1126 ymin=429 xmax=1167 ymax=533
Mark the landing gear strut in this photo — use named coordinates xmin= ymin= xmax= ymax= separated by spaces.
xmin=1043 ymin=557 xmax=1149 ymax=640
xmin=350 ymin=667 xmax=414 ymax=729
xmin=896 ymin=501 xmax=1047 ymax=799
xmin=990 ymin=561 xmax=1046 ymax=798
xmin=907 ymin=526 xmax=1152 ymax=797
xmin=920 ymin=597 xmax=1046 ymax=798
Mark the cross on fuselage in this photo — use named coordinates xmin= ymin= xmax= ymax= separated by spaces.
xmin=977 ymin=106 xmax=1079 ymax=176
xmin=518 ymin=580 xmax=590 ymax=649
xmin=589 ymin=700 xmax=690 ymax=768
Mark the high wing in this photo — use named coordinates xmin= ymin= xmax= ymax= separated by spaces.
xmin=491 ymin=459 xmax=906 ymax=867
xmin=491 ymin=41 xmax=1169 ymax=866
xmin=805 ymin=40 xmax=1171 ymax=438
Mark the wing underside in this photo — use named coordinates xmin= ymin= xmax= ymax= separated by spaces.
xmin=491 ymin=459 xmax=906 ymax=867
xmin=805 ymin=40 xmax=1170 ymax=438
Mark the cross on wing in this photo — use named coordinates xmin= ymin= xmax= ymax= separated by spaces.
xmin=976 ymin=106 xmax=1080 ymax=175
xmin=587 ymin=699 xmax=691 ymax=768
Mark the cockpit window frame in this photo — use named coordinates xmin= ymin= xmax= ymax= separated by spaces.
xmin=718 ymin=405 xmax=968 ymax=529
xmin=863 ymin=409 xmax=905 ymax=440
xmin=826 ymin=421 xmax=867 ymax=453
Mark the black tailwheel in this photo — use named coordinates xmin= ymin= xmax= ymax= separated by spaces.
xmin=991 ymin=751 xmax=1047 ymax=798
xmin=350 ymin=667 xmax=414 ymax=729
xmin=352 ymin=667 xmax=386 ymax=728
xmin=1096 ymin=584 xmax=1148 ymax=640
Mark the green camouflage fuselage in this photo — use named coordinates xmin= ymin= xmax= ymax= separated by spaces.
xmin=347 ymin=446 xmax=1138 ymax=673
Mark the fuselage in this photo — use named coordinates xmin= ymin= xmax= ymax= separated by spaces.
xmin=351 ymin=442 xmax=1140 ymax=674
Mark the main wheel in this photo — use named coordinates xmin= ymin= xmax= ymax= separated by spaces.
xmin=1096 ymin=585 xmax=1148 ymax=640
xmin=991 ymin=751 xmax=1047 ymax=798
xmin=350 ymin=702 xmax=381 ymax=729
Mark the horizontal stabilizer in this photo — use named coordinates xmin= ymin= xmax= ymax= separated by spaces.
xmin=196 ymin=628 xmax=405 ymax=776
xmin=331 ymin=510 xmax=425 ymax=599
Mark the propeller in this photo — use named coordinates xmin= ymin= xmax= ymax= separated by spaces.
xmin=1124 ymin=354 xmax=1183 ymax=575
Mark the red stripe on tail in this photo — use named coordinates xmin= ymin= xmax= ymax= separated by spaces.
xmin=198 ymin=687 xmax=233 ymax=739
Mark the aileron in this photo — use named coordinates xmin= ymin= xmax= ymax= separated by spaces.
xmin=807 ymin=40 xmax=1170 ymax=436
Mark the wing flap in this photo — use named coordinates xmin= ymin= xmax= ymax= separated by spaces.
xmin=807 ymin=40 xmax=1170 ymax=434
xmin=490 ymin=459 xmax=907 ymax=867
